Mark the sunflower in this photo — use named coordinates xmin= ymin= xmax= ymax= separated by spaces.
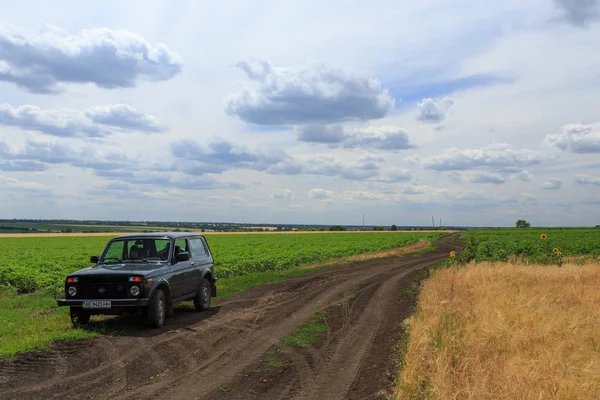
xmin=449 ymin=251 xmax=456 ymax=258
xmin=540 ymin=234 xmax=547 ymax=240
xmin=553 ymin=247 xmax=560 ymax=253
xmin=467 ymin=241 xmax=472 ymax=246
xmin=557 ymin=252 xmax=562 ymax=257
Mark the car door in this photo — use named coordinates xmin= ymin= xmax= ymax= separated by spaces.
xmin=169 ymin=238 xmax=193 ymax=299
xmin=189 ymin=237 xmax=210 ymax=291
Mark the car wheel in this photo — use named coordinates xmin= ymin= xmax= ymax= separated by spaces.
xmin=148 ymin=289 xmax=166 ymax=328
xmin=194 ymin=279 xmax=211 ymax=311
xmin=70 ymin=307 xmax=90 ymax=326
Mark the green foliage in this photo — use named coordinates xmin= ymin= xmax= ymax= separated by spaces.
xmin=515 ymin=220 xmax=531 ymax=228
xmin=281 ymin=311 xmax=328 ymax=347
xmin=391 ymin=224 xmax=398 ymax=231
xmin=0 ymin=232 xmax=444 ymax=292
xmin=458 ymin=228 xmax=600 ymax=264
xmin=372 ymin=226 xmax=385 ymax=231
xmin=328 ymin=225 xmax=347 ymax=231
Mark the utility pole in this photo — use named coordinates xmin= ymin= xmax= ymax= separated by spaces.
xmin=440 ymin=218 xmax=442 ymax=228
xmin=432 ymin=216 xmax=435 ymax=228
xmin=362 ymin=213 xmax=365 ymax=231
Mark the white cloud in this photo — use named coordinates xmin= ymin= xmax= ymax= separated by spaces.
xmin=0 ymin=25 xmax=182 ymax=93
xmin=308 ymin=188 xmax=335 ymax=199
xmin=422 ymin=143 xmax=542 ymax=171
xmin=343 ymin=190 xmax=387 ymax=201
xmin=382 ymin=168 xmax=414 ymax=183
xmin=296 ymin=125 xmax=346 ymax=143
xmin=268 ymin=153 xmax=386 ymax=181
xmin=574 ymin=174 xmax=600 ymax=186
xmin=403 ymin=185 xmax=426 ymax=195
xmin=0 ymin=103 xmax=165 ymax=137
xmin=541 ymin=178 xmax=563 ymax=190
xmin=544 ymin=122 xmax=600 ymax=153
xmin=171 ymin=139 xmax=285 ymax=175
xmin=271 ymin=188 xmax=293 ymax=199
xmin=517 ymin=171 xmax=533 ymax=182
xmin=296 ymin=125 xmax=415 ymax=150
xmin=465 ymin=171 xmax=506 ymax=184
xmin=0 ymin=133 xmax=131 ymax=170
xmin=225 ymin=60 xmax=395 ymax=125
xmin=416 ymin=97 xmax=454 ymax=123
xmin=554 ymin=0 xmax=600 ymax=27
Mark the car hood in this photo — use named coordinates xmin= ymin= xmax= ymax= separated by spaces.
xmin=73 ymin=262 xmax=168 ymax=276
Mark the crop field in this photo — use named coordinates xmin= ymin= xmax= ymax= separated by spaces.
xmin=458 ymin=228 xmax=600 ymax=263
xmin=0 ymin=231 xmax=444 ymax=293
xmin=395 ymin=261 xmax=600 ymax=399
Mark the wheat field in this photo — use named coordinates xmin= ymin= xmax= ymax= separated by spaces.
xmin=394 ymin=262 xmax=600 ymax=400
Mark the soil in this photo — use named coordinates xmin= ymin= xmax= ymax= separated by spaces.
xmin=0 ymin=235 xmax=461 ymax=400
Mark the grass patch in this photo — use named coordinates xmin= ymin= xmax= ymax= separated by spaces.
xmin=281 ymin=311 xmax=328 ymax=348
xmin=393 ymin=261 xmax=600 ymax=399
xmin=0 ymin=286 xmax=98 ymax=358
xmin=261 ymin=356 xmax=294 ymax=367
xmin=219 ymin=386 xmax=235 ymax=393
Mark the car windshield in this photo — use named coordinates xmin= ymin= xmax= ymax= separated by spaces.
xmin=100 ymin=238 xmax=171 ymax=263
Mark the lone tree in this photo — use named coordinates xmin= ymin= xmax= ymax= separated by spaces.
xmin=516 ymin=220 xmax=531 ymax=228
xmin=391 ymin=224 xmax=398 ymax=231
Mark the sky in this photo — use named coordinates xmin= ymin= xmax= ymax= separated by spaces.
xmin=1 ymin=0 xmax=599 ymax=227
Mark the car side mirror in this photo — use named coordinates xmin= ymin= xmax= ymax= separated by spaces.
xmin=175 ymin=252 xmax=190 ymax=262
xmin=90 ymin=255 xmax=99 ymax=263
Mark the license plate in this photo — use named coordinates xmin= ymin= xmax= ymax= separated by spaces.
xmin=83 ymin=301 xmax=111 ymax=309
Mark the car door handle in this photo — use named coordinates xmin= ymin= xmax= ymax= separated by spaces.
xmin=190 ymin=261 xmax=195 ymax=265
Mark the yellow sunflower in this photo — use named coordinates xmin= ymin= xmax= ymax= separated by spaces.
xmin=557 ymin=252 xmax=562 ymax=257
xmin=540 ymin=234 xmax=547 ymax=240
xmin=449 ymin=251 xmax=456 ymax=258
xmin=553 ymin=247 xmax=560 ymax=253
xmin=467 ymin=241 xmax=472 ymax=246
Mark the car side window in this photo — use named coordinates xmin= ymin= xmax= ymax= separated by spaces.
xmin=173 ymin=239 xmax=188 ymax=260
xmin=189 ymin=238 xmax=207 ymax=257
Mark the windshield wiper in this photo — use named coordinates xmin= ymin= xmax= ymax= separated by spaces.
xmin=100 ymin=257 xmax=123 ymax=263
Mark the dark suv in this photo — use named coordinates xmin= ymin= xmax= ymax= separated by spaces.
xmin=57 ymin=232 xmax=217 ymax=328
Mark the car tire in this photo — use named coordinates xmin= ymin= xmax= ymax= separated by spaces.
xmin=70 ymin=307 xmax=90 ymax=326
xmin=148 ymin=289 xmax=166 ymax=328
xmin=194 ymin=279 xmax=211 ymax=311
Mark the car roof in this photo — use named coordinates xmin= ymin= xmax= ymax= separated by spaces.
xmin=112 ymin=232 xmax=203 ymax=240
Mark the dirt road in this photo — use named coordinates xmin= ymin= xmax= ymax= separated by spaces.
xmin=0 ymin=235 xmax=460 ymax=400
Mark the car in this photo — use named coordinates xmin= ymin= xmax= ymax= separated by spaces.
xmin=57 ymin=232 xmax=217 ymax=328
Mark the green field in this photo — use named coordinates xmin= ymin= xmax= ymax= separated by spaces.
xmin=458 ymin=228 xmax=600 ymax=264
xmin=0 ymin=232 xmax=444 ymax=357
xmin=0 ymin=232 xmax=444 ymax=293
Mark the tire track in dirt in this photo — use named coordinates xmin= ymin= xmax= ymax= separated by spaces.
xmin=0 ymin=235 xmax=460 ymax=400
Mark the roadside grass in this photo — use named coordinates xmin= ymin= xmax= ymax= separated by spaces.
xmin=280 ymin=311 xmax=328 ymax=347
xmin=0 ymin=240 xmax=436 ymax=359
xmin=0 ymin=287 xmax=97 ymax=358
xmin=393 ymin=262 xmax=600 ymax=400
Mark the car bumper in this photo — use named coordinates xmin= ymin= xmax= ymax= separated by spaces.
xmin=57 ymin=298 xmax=150 ymax=307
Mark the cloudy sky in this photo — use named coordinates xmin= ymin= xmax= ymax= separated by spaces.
xmin=1 ymin=0 xmax=599 ymax=227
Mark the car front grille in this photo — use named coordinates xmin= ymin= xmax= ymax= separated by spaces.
xmin=72 ymin=275 xmax=132 ymax=299
xmin=78 ymin=283 xmax=128 ymax=299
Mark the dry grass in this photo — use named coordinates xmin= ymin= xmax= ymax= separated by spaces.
xmin=394 ymin=261 xmax=600 ymax=400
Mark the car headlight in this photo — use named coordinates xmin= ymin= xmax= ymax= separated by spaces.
xmin=130 ymin=285 xmax=141 ymax=297
xmin=68 ymin=286 xmax=77 ymax=297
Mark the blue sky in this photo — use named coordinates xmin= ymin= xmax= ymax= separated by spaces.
xmin=1 ymin=0 xmax=600 ymax=227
